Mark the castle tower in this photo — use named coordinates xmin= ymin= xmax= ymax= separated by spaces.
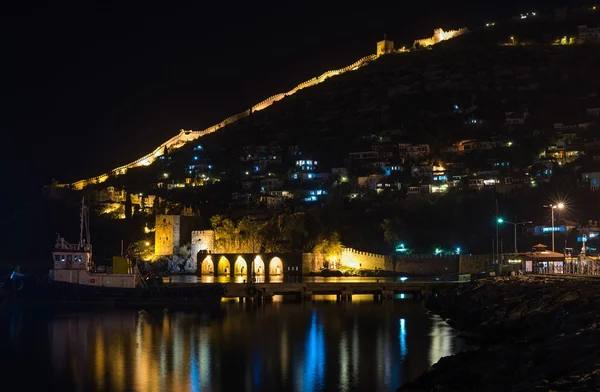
xmin=377 ymin=34 xmax=394 ymax=56
xmin=155 ymin=215 xmax=181 ymax=256
xmin=191 ymin=230 xmax=215 ymax=265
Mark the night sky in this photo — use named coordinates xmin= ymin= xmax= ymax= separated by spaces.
xmin=0 ymin=0 xmax=571 ymax=207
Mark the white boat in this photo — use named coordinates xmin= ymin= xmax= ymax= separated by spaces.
xmin=2 ymin=198 xmax=225 ymax=307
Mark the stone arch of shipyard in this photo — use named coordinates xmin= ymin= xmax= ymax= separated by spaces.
xmin=234 ymin=256 xmax=248 ymax=276
xmin=217 ymin=256 xmax=231 ymax=275
xmin=269 ymin=257 xmax=283 ymax=275
xmin=200 ymin=256 xmax=215 ymax=275
xmin=195 ymin=253 xmax=303 ymax=280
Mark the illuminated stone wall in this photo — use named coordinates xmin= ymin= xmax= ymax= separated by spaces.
xmin=154 ymin=215 xmax=181 ymax=256
xmin=191 ymin=230 xmax=215 ymax=265
xmin=341 ymin=248 xmax=388 ymax=270
xmin=377 ymin=39 xmax=394 ymax=56
xmin=341 ymin=248 xmax=462 ymax=275
xmin=65 ymin=52 xmax=377 ymax=190
xmin=67 ymin=26 xmax=469 ymax=191
xmin=413 ymin=27 xmax=468 ymax=48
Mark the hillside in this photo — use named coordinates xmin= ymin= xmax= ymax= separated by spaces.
xmin=89 ymin=11 xmax=600 ymax=170
xmin=33 ymin=7 xmax=600 ymax=262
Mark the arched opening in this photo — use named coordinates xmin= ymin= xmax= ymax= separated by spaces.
xmin=234 ymin=256 xmax=248 ymax=275
xmin=217 ymin=256 xmax=230 ymax=275
xmin=200 ymin=256 xmax=214 ymax=275
xmin=253 ymin=256 xmax=265 ymax=276
xmin=269 ymin=257 xmax=283 ymax=275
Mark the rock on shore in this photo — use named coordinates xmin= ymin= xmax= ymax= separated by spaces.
xmin=399 ymin=276 xmax=600 ymax=391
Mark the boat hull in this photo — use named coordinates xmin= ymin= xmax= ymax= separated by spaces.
xmin=1 ymin=279 xmax=225 ymax=309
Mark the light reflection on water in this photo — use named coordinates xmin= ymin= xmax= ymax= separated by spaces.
xmin=0 ymin=301 xmax=473 ymax=392
xmin=167 ymin=275 xmax=435 ymax=284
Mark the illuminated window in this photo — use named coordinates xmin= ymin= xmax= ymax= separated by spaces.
xmin=67 ymin=255 xmax=72 ymax=262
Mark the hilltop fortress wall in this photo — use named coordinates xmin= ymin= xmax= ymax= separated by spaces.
xmin=413 ymin=27 xmax=468 ymax=48
xmin=67 ymin=29 xmax=461 ymax=191
xmin=67 ymin=52 xmax=378 ymax=190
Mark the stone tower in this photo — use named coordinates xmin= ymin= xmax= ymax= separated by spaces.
xmin=377 ymin=34 xmax=394 ymax=56
xmin=191 ymin=230 xmax=215 ymax=265
xmin=154 ymin=215 xmax=181 ymax=255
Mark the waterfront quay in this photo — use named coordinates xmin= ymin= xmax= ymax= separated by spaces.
xmin=216 ymin=281 xmax=464 ymax=301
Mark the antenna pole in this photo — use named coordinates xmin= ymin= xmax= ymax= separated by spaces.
xmin=79 ymin=197 xmax=84 ymax=248
xmin=85 ymin=197 xmax=91 ymax=247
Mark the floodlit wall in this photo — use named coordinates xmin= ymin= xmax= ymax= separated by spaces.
xmin=413 ymin=27 xmax=468 ymax=48
xmin=154 ymin=215 xmax=181 ymax=256
xmin=341 ymin=248 xmax=462 ymax=275
xmin=65 ymin=52 xmax=377 ymax=190
xmin=191 ymin=230 xmax=215 ymax=265
xmin=341 ymin=248 xmax=387 ymax=270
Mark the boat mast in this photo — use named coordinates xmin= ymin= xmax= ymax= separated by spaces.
xmin=79 ymin=197 xmax=91 ymax=249
xmin=79 ymin=197 xmax=84 ymax=248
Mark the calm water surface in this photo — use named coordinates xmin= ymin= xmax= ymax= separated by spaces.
xmin=168 ymin=275 xmax=443 ymax=284
xmin=0 ymin=298 xmax=471 ymax=392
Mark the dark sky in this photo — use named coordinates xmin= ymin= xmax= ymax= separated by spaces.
xmin=0 ymin=0 xmax=572 ymax=201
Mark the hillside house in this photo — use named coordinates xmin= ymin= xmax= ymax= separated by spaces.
xmin=372 ymin=143 xmax=398 ymax=158
xmin=453 ymin=139 xmax=493 ymax=153
xmin=411 ymin=164 xmax=434 ymax=179
xmin=398 ymin=143 xmax=430 ymax=159
xmin=587 ymin=108 xmax=600 ymax=117
xmin=357 ymin=174 xmax=386 ymax=189
xmin=407 ymin=184 xmax=432 ymax=197
xmin=582 ymin=170 xmax=600 ymax=190
xmin=260 ymin=177 xmax=283 ymax=192
xmin=578 ymin=25 xmax=600 ymax=41
xmin=349 ymin=151 xmax=379 ymax=160
xmin=505 ymin=111 xmax=530 ymax=125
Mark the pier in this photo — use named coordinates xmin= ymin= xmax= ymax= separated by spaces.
xmin=221 ymin=281 xmax=464 ymax=301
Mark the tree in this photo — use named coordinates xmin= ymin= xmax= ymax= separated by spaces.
xmin=381 ymin=218 xmax=406 ymax=252
xmin=210 ymin=215 xmax=237 ymax=253
xmin=128 ymin=239 xmax=153 ymax=261
xmin=210 ymin=214 xmax=265 ymax=253
xmin=313 ymin=232 xmax=344 ymax=269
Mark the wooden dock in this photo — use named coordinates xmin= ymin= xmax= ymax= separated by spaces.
xmin=222 ymin=281 xmax=464 ymax=301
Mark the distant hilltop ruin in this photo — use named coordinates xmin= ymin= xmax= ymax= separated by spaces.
xmin=413 ymin=27 xmax=468 ymax=48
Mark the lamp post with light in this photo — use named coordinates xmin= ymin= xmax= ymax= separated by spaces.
xmin=498 ymin=220 xmax=532 ymax=253
xmin=543 ymin=203 xmax=565 ymax=252
xmin=496 ymin=217 xmax=502 ymax=265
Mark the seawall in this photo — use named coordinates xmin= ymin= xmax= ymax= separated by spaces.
xmin=398 ymin=275 xmax=600 ymax=391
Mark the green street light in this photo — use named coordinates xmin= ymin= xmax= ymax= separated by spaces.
xmin=497 ymin=218 xmax=504 ymax=223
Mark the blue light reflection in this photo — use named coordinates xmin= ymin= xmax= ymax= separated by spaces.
xmin=300 ymin=310 xmax=325 ymax=392
xmin=399 ymin=318 xmax=407 ymax=359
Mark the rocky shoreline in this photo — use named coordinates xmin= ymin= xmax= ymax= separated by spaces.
xmin=399 ymin=276 xmax=600 ymax=391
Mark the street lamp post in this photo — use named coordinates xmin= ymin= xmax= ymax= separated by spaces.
xmin=500 ymin=220 xmax=533 ymax=253
xmin=496 ymin=218 xmax=502 ymax=264
xmin=543 ymin=203 xmax=565 ymax=252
